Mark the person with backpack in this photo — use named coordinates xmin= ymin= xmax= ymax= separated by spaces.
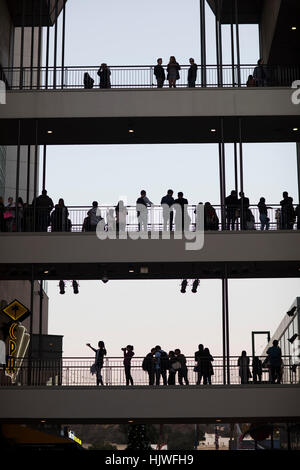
xmin=87 ymin=201 xmax=103 ymax=231
xmin=87 ymin=340 xmax=107 ymax=386
xmin=142 ymin=348 xmax=155 ymax=385
xmin=154 ymin=345 xmax=168 ymax=386
xmin=122 ymin=345 xmax=135 ymax=386
xmin=175 ymin=348 xmax=189 ymax=385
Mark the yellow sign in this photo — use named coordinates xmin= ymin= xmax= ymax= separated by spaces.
xmin=2 ymin=299 xmax=30 ymax=322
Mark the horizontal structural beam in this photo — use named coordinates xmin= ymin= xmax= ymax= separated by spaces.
xmin=0 ymin=385 xmax=299 ymax=423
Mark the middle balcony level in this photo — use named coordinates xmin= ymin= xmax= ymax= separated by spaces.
xmin=0 ymin=67 xmax=299 ymax=145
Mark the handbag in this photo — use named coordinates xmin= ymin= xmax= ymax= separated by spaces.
xmin=4 ymin=211 xmax=13 ymax=219
xmin=90 ymin=363 xmax=97 ymax=375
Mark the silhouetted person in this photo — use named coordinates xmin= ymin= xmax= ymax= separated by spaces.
xmin=246 ymin=74 xmax=256 ymax=87
xmin=154 ymin=345 xmax=168 ymax=386
xmin=115 ymin=200 xmax=128 ymax=233
xmin=175 ymin=348 xmax=189 ymax=385
xmin=154 ymin=58 xmax=165 ymax=88
xmin=225 ymin=190 xmax=238 ymax=230
xmin=87 ymin=341 xmax=107 ymax=386
xmin=204 ymin=202 xmax=219 ymax=230
xmin=253 ymin=58 xmax=268 ymax=87
xmin=87 ymin=201 xmax=103 ymax=231
xmin=161 ymin=189 xmax=174 ymax=231
xmin=142 ymin=348 xmax=155 ymax=385
xmin=252 ymin=356 xmax=263 ymax=384
xmin=267 ymin=340 xmax=282 ymax=384
xmin=174 ymin=192 xmax=189 ymax=231
xmin=187 ymin=58 xmax=197 ymax=87
xmin=84 ymin=72 xmax=94 ymax=89
xmin=280 ymin=192 xmax=295 ymax=229
xmin=167 ymin=56 xmax=180 ymax=88
xmin=136 ymin=190 xmax=153 ymax=231
xmin=238 ymin=191 xmax=250 ymax=230
xmin=296 ymin=204 xmax=300 ymax=230
xmin=258 ymin=197 xmax=271 ymax=230
xmin=50 ymin=198 xmax=69 ymax=232
xmin=0 ymin=197 xmax=5 ymax=232
xmin=194 ymin=344 xmax=204 ymax=385
xmin=202 ymin=348 xmax=214 ymax=385
xmin=168 ymin=350 xmax=180 ymax=385
xmin=122 ymin=345 xmax=135 ymax=386
xmin=16 ymin=196 xmax=24 ymax=232
xmin=97 ymin=63 xmax=111 ymax=88
xmin=238 ymin=351 xmax=251 ymax=384
xmin=33 ymin=189 xmax=54 ymax=232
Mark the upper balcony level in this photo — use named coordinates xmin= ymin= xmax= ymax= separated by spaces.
xmin=0 ymin=64 xmax=299 ymax=146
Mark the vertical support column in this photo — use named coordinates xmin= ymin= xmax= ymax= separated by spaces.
xmin=234 ymin=0 xmax=241 ymax=87
xmin=53 ymin=0 xmax=59 ymax=89
xmin=37 ymin=0 xmax=43 ymax=90
xmin=215 ymin=0 xmax=221 ymax=87
xmin=30 ymin=1 xmax=35 ymax=90
xmin=28 ymin=266 xmax=34 ymax=386
xmin=19 ymin=0 xmax=25 ymax=89
xmin=33 ymin=120 xmax=39 ymax=232
xmin=15 ymin=120 xmax=21 ymax=231
xmin=42 ymin=145 xmax=47 ymax=191
xmin=233 ymin=142 xmax=238 ymax=194
xmin=222 ymin=277 xmax=226 ymax=384
xmin=224 ymin=266 xmax=230 ymax=385
xmin=200 ymin=0 xmax=206 ymax=87
xmin=296 ymin=142 xmax=300 ymax=205
xmin=45 ymin=0 xmax=50 ymax=89
xmin=230 ymin=1 xmax=235 ymax=86
xmin=238 ymin=118 xmax=244 ymax=230
xmin=26 ymin=145 xmax=31 ymax=205
xmin=61 ymin=0 xmax=66 ymax=89
xmin=219 ymin=118 xmax=226 ymax=230
xmin=39 ymin=280 xmax=44 ymax=337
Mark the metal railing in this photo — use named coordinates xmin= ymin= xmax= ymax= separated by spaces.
xmin=0 ymin=356 xmax=297 ymax=387
xmin=1 ymin=64 xmax=299 ymax=90
xmin=0 ymin=204 xmax=298 ymax=233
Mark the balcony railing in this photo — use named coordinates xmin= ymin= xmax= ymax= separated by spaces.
xmin=1 ymin=204 xmax=298 ymax=233
xmin=1 ymin=64 xmax=299 ymax=90
xmin=0 ymin=356 xmax=297 ymax=387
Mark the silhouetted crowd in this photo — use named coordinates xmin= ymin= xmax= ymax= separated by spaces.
xmin=83 ymin=57 xmax=278 ymax=90
xmin=1 ymin=188 xmax=299 ymax=233
xmin=87 ymin=340 xmax=286 ymax=387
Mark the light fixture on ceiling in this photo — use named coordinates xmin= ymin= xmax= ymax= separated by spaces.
xmin=287 ymin=306 xmax=297 ymax=317
xmin=210 ymin=128 xmax=216 ymax=133
xmin=293 ymin=127 xmax=299 ymax=132
xmin=140 ymin=266 xmax=149 ymax=274
xmin=180 ymin=279 xmax=188 ymax=293
xmin=72 ymin=280 xmax=79 ymax=294
xmin=288 ymin=333 xmax=298 ymax=344
xmin=59 ymin=280 xmax=65 ymax=295
xmin=47 ymin=130 xmax=53 ymax=134
xmin=191 ymin=279 xmax=200 ymax=293
xmin=291 ymin=26 xmax=297 ymax=30
xmin=128 ymin=129 xmax=134 ymax=133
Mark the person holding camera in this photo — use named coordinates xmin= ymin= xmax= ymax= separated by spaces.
xmin=122 ymin=345 xmax=135 ymax=386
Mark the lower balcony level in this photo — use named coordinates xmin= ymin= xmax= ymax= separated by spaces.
xmin=0 ymin=384 xmax=299 ymax=424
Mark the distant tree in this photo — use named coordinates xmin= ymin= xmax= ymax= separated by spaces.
xmin=90 ymin=441 xmax=117 ymax=450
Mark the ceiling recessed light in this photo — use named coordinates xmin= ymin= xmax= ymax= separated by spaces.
xmin=128 ymin=129 xmax=134 ymax=133
xmin=47 ymin=130 xmax=53 ymax=134
xmin=210 ymin=128 xmax=216 ymax=133
xmin=291 ymin=26 xmax=297 ymax=30
xmin=293 ymin=128 xmax=299 ymax=131
xmin=43 ymin=270 xmax=49 ymax=274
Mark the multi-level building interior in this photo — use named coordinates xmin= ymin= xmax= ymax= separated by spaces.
xmin=0 ymin=0 xmax=300 ymax=451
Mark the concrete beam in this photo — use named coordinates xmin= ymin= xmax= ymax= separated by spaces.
xmin=0 ymin=385 xmax=299 ymax=423
xmin=0 ymin=231 xmax=299 ymax=265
